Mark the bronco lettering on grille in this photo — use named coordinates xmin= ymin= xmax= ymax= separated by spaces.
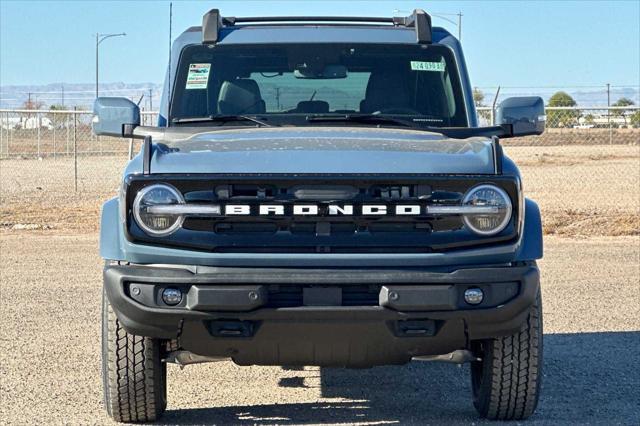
xmin=223 ymin=204 xmax=426 ymax=216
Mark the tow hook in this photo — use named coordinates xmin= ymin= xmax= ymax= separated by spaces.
xmin=164 ymin=351 xmax=230 ymax=369
xmin=412 ymin=349 xmax=481 ymax=364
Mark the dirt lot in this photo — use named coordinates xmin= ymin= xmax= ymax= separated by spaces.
xmin=0 ymin=233 xmax=638 ymax=425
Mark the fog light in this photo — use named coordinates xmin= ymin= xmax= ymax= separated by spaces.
xmin=162 ymin=288 xmax=182 ymax=306
xmin=464 ymin=288 xmax=484 ymax=305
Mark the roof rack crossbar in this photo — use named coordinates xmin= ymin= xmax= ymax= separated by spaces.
xmin=202 ymin=8 xmax=431 ymax=44
xmin=224 ymin=16 xmax=395 ymax=25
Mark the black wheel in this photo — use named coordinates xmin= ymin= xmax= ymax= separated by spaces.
xmin=471 ymin=291 xmax=543 ymax=420
xmin=101 ymin=288 xmax=167 ymax=423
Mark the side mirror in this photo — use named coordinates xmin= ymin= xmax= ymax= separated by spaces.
xmin=92 ymin=97 xmax=140 ymax=137
xmin=495 ymin=96 xmax=545 ymax=137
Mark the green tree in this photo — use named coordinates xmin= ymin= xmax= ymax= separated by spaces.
xmin=547 ymin=91 xmax=579 ymax=128
xmin=630 ymin=110 xmax=640 ymax=128
xmin=612 ymin=98 xmax=635 ymax=127
xmin=584 ymin=114 xmax=595 ymax=125
xmin=613 ymin=97 xmax=635 ymax=107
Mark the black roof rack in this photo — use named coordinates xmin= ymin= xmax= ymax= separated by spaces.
xmin=202 ymin=9 xmax=432 ymax=44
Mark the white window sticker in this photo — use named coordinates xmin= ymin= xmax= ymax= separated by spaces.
xmin=410 ymin=61 xmax=445 ymax=72
xmin=185 ymin=63 xmax=211 ymax=89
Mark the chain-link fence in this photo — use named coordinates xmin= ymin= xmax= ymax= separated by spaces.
xmin=477 ymin=106 xmax=639 ymax=236
xmin=1 ymin=107 xmax=636 ymax=159
xmin=0 ymin=109 xmax=157 ymax=158
xmin=1 ymin=107 xmax=638 ymax=235
xmin=477 ymin=106 xmax=640 ymax=145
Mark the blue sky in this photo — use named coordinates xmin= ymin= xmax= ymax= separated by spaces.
xmin=1 ymin=0 xmax=639 ymax=89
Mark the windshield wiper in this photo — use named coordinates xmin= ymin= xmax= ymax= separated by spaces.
xmin=306 ymin=114 xmax=417 ymax=128
xmin=306 ymin=114 xmax=518 ymax=139
xmin=172 ymin=115 xmax=272 ymax=127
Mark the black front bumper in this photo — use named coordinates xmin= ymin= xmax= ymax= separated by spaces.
xmin=104 ymin=263 xmax=539 ymax=367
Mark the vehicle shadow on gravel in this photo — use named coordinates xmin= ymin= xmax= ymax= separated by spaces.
xmin=158 ymin=331 xmax=640 ymax=425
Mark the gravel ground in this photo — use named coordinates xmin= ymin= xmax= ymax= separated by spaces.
xmin=0 ymin=233 xmax=638 ymax=425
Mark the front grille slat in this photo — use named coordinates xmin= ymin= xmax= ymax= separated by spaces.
xmin=267 ymin=285 xmax=381 ymax=308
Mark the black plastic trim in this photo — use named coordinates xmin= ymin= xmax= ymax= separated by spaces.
xmin=104 ymin=263 xmax=539 ymax=342
xmin=142 ymin=135 xmax=152 ymax=175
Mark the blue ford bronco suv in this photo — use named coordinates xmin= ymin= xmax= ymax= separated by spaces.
xmin=94 ymin=8 xmax=545 ymax=423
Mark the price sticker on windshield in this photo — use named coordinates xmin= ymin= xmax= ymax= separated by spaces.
xmin=185 ymin=63 xmax=211 ymax=89
xmin=410 ymin=61 xmax=445 ymax=72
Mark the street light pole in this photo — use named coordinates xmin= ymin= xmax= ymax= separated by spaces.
xmin=95 ymin=33 xmax=98 ymax=98
xmin=95 ymin=32 xmax=126 ymax=98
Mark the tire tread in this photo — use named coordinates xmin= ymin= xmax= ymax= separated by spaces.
xmin=102 ymin=291 xmax=166 ymax=422
xmin=473 ymin=292 xmax=543 ymax=420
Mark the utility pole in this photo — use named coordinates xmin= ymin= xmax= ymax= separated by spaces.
xmin=61 ymin=84 xmax=65 ymax=106
xmin=491 ymin=86 xmax=501 ymax=124
xmin=149 ymin=88 xmax=153 ymax=111
xmin=95 ymin=32 xmax=126 ymax=98
xmin=457 ymin=12 xmax=462 ymax=41
xmin=27 ymin=92 xmax=32 ymax=107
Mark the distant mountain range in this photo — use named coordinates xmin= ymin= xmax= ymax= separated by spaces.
xmin=0 ymin=82 xmax=637 ymax=110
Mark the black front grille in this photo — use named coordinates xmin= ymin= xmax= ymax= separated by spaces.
xmin=267 ymin=285 xmax=381 ymax=307
xmin=126 ymin=174 xmax=520 ymax=253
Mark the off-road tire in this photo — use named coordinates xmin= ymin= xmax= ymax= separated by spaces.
xmin=471 ymin=291 xmax=543 ymax=420
xmin=102 ymin=289 xmax=167 ymax=422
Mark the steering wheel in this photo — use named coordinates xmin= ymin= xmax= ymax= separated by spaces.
xmin=373 ymin=107 xmax=421 ymax=115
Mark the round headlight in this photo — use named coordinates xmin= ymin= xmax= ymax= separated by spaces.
xmin=462 ymin=184 xmax=512 ymax=236
xmin=133 ymin=184 xmax=184 ymax=236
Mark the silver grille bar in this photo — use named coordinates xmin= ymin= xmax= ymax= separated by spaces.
xmin=427 ymin=205 xmax=500 ymax=215
xmin=146 ymin=204 xmax=221 ymax=216
xmin=144 ymin=204 xmax=499 ymax=216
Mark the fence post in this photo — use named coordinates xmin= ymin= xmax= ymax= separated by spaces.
xmin=0 ymin=112 xmax=4 ymax=158
xmin=607 ymin=84 xmax=612 ymax=145
xmin=7 ymin=112 xmax=10 ymax=156
xmin=74 ymin=107 xmax=78 ymax=192
xmin=490 ymin=86 xmax=501 ymax=126
xmin=66 ymin=113 xmax=70 ymax=154
xmin=37 ymin=113 xmax=41 ymax=157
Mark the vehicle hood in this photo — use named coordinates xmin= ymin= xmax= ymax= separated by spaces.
xmin=130 ymin=127 xmax=496 ymax=175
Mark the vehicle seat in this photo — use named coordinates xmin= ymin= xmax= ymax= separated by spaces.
xmin=295 ymin=100 xmax=330 ymax=113
xmin=360 ymin=70 xmax=411 ymax=113
xmin=217 ymin=79 xmax=266 ymax=114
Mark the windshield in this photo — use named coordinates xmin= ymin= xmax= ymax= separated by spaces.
xmin=170 ymin=43 xmax=468 ymax=128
